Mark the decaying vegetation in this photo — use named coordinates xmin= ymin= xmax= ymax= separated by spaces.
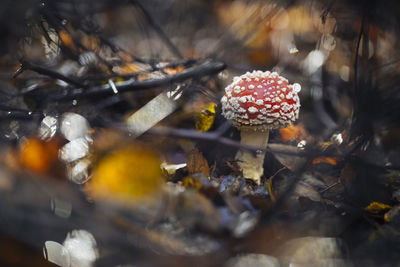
xmin=1 ymin=0 xmax=400 ymax=266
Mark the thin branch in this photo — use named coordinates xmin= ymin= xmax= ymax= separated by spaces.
xmin=321 ymin=0 xmax=335 ymax=24
xmin=83 ymin=59 xmax=197 ymax=82
xmin=130 ymin=0 xmax=184 ymax=59
xmin=14 ymin=60 xmax=85 ymax=88
xmin=105 ymin=116 xmax=343 ymax=159
xmin=147 ymin=125 xmax=343 ymax=158
xmin=319 ymin=181 xmax=341 ymax=194
xmin=45 ymin=60 xmax=226 ymax=101
xmin=0 ymin=110 xmax=41 ymax=121
xmin=353 ymin=8 xmax=365 ymax=108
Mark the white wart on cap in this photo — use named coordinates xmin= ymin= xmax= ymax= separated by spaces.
xmin=221 ymin=70 xmax=301 ymax=131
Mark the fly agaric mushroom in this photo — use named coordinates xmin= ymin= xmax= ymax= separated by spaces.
xmin=221 ymin=70 xmax=301 ymax=184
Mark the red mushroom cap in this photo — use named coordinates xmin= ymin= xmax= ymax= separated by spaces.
xmin=221 ymin=70 xmax=301 ymax=131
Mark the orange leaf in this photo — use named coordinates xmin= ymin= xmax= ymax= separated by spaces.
xmin=58 ymin=30 xmax=76 ymax=52
xmin=164 ymin=65 xmax=185 ymax=75
xmin=81 ymin=35 xmax=101 ymax=52
xmin=312 ymin=157 xmax=339 ymax=166
xmin=279 ymin=124 xmax=302 ymax=141
xmin=115 ymin=63 xmax=142 ymax=75
xmin=384 ymin=205 xmax=400 ymax=222
xmin=19 ymin=138 xmax=61 ymax=175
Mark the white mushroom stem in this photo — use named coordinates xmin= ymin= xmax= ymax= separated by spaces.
xmin=235 ymin=129 xmax=270 ymax=184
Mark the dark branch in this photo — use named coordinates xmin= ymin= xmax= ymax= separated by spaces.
xmin=130 ymin=0 xmax=184 ymax=59
xmin=45 ymin=60 xmax=226 ymax=101
xmin=14 ymin=60 xmax=85 ymax=88
xmin=146 ymin=125 xmax=343 ymax=158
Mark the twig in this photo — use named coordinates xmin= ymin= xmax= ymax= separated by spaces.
xmin=147 ymin=125 xmax=342 ymax=158
xmin=319 ymin=181 xmax=341 ymax=194
xmin=321 ymin=0 xmax=335 ymax=24
xmin=130 ymin=0 xmax=184 ymax=59
xmin=45 ymin=60 xmax=226 ymax=101
xmin=0 ymin=110 xmax=41 ymax=121
xmin=353 ymin=8 xmax=365 ymax=113
xmin=14 ymin=60 xmax=85 ymax=88
xmin=83 ymin=59 xmax=197 ymax=82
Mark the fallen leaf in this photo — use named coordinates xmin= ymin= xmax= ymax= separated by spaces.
xmin=267 ymin=178 xmax=276 ymax=201
xmin=164 ymin=65 xmax=185 ymax=75
xmin=195 ymin=102 xmax=217 ymax=132
xmin=86 ymin=144 xmax=163 ymax=203
xmin=279 ymin=124 xmax=302 ymax=141
xmin=365 ymin=202 xmax=392 ymax=214
xmin=182 ymin=177 xmax=202 ymax=190
xmin=340 ymin=163 xmax=356 ymax=187
xmin=186 ymin=148 xmax=209 ymax=177
xmin=312 ymin=157 xmax=339 ymax=166
xmin=81 ymin=35 xmax=101 ymax=52
xmin=114 ymin=62 xmax=142 ymax=75
xmin=116 ymin=51 xmax=134 ymax=62
xmin=19 ymin=137 xmax=62 ymax=176
xmin=58 ymin=30 xmax=76 ymax=52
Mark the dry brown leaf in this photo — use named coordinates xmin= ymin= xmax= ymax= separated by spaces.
xmin=81 ymin=35 xmax=101 ymax=52
xmin=58 ymin=30 xmax=76 ymax=52
xmin=115 ymin=62 xmax=142 ymax=75
xmin=340 ymin=163 xmax=357 ymax=187
xmin=186 ymin=148 xmax=209 ymax=177
xmin=116 ymin=51 xmax=134 ymax=62
xmin=225 ymin=160 xmax=242 ymax=177
xmin=92 ymin=128 xmax=126 ymax=152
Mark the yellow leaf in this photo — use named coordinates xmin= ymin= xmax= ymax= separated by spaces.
xmin=365 ymin=202 xmax=392 ymax=214
xmin=86 ymin=145 xmax=163 ymax=203
xmin=115 ymin=77 xmax=124 ymax=83
xmin=182 ymin=177 xmax=202 ymax=190
xmin=195 ymin=102 xmax=216 ymax=132
xmin=267 ymin=178 xmax=276 ymax=201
